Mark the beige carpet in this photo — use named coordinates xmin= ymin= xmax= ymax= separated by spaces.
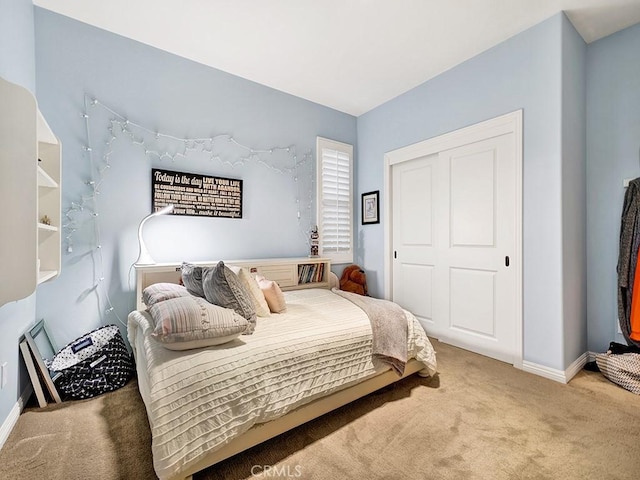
xmin=1 ymin=340 xmax=639 ymax=480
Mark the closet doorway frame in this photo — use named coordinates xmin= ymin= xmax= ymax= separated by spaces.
xmin=382 ymin=109 xmax=523 ymax=369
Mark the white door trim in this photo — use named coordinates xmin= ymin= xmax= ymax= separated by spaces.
xmin=383 ymin=109 xmax=523 ymax=368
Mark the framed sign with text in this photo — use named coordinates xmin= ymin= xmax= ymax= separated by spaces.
xmin=152 ymin=168 xmax=243 ymax=218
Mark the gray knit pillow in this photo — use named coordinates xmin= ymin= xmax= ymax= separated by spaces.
xmin=181 ymin=262 xmax=205 ymax=298
xmin=202 ymin=261 xmax=257 ymax=334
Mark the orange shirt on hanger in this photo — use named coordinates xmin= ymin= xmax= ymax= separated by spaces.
xmin=630 ymin=247 xmax=640 ymax=341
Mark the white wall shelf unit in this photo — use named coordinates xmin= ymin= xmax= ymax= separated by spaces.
xmin=0 ymin=77 xmax=61 ymax=307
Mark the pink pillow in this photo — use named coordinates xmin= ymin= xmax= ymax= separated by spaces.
xmin=255 ymin=275 xmax=287 ymax=313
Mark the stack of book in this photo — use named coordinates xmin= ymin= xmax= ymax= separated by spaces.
xmin=297 ymin=263 xmax=325 ymax=284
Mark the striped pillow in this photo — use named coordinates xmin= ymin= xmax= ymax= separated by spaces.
xmin=149 ymin=296 xmax=249 ymax=350
xmin=142 ymin=283 xmax=190 ymax=307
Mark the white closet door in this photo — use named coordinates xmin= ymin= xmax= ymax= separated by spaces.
xmin=438 ymin=133 xmax=517 ymax=362
xmin=392 ymin=131 xmax=518 ymax=364
xmin=392 ymin=153 xmax=440 ymax=333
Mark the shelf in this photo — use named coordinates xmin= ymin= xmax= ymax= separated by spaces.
xmin=38 ymin=222 xmax=58 ymax=232
xmin=298 ymin=262 xmax=326 ymax=284
xmin=36 ymin=100 xmax=61 ymax=288
xmin=37 ymin=110 xmax=57 ymax=145
xmin=38 ymin=270 xmax=58 ymax=284
xmin=37 ymin=165 xmax=58 ymax=188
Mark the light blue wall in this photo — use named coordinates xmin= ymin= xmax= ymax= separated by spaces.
xmin=357 ymin=13 xmax=566 ymax=369
xmin=0 ymin=4 xmax=634 ymax=437
xmin=561 ymin=15 xmax=587 ymax=367
xmin=33 ymin=9 xmax=356 ymax=349
xmin=0 ymin=0 xmax=35 ymax=93
xmin=0 ymin=0 xmax=36 ymax=436
xmin=586 ymin=22 xmax=640 ymax=352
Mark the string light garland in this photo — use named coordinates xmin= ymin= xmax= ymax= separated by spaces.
xmin=65 ymin=94 xmax=315 ymax=327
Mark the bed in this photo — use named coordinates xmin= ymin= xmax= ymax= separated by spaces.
xmin=128 ymin=260 xmax=437 ymax=480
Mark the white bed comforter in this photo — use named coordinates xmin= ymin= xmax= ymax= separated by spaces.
xmin=127 ymin=288 xmax=437 ymax=480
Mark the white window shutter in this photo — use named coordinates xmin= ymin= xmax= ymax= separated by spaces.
xmin=316 ymin=137 xmax=353 ymax=264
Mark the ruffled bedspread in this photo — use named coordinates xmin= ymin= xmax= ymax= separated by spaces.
xmin=128 ymin=288 xmax=437 ymax=480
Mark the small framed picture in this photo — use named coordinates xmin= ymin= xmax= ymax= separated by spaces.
xmin=361 ymin=190 xmax=380 ymax=225
xmin=24 ymin=319 xmax=62 ymax=404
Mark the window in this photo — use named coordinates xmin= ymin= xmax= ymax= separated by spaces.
xmin=316 ymin=137 xmax=353 ymax=264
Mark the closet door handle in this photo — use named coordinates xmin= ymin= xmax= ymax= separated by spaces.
xmin=505 ymin=256 xmax=510 ymax=267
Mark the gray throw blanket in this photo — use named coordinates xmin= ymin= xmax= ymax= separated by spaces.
xmin=333 ymin=288 xmax=408 ymax=375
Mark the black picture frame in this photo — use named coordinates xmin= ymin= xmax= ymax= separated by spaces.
xmin=362 ymin=190 xmax=380 ymax=225
xmin=152 ymin=168 xmax=243 ymax=219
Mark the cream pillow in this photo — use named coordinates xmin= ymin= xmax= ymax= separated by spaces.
xmin=228 ymin=266 xmax=270 ymax=317
xmin=256 ymin=274 xmax=287 ymax=313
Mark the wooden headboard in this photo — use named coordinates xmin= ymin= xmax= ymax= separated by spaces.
xmin=134 ymin=257 xmax=331 ymax=310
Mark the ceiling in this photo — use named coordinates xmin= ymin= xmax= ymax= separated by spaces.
xmin=34 ymin=0 xmax=640 ymax=116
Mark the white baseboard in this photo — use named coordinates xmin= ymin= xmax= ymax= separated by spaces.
xmin=565 ymin=352 xmax=589 ymax=382
xmin=522 ymin=352 xmax=588 ymax=384
xmin=0 ymin=384 xmax=32 ymax=450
